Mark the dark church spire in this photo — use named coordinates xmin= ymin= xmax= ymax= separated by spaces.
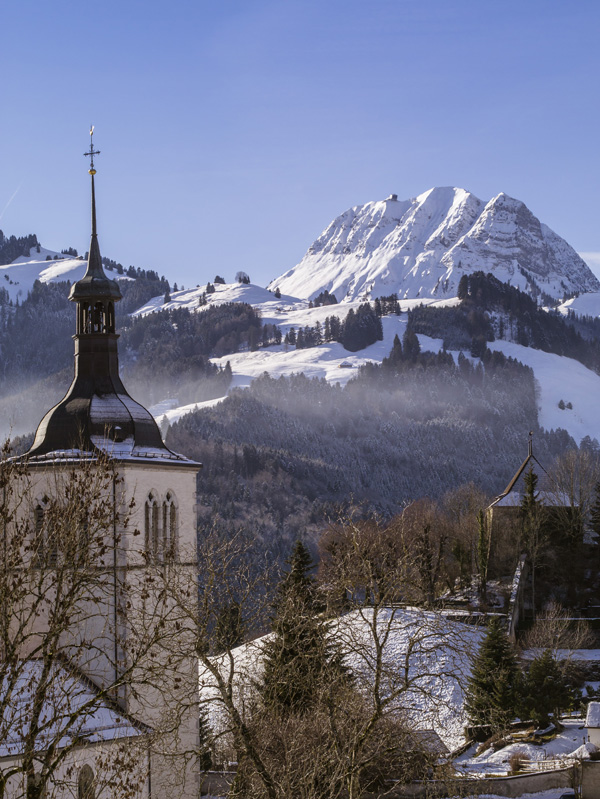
xmin=25 ymin=130 xmax=189 ymax=463
xmin=69 ymin=128 xmax=121 ymax=328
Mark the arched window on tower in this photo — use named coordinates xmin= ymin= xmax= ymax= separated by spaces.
xmin=162 ymin=491 xmax=178 ymax=561
xmin=145 ymin=492 xmax=160 ymax=560
xmin=33 ymin=496 xmax=57 ymax=567
xmin=78 ymin=765 xmax=95 ymax=799
xmin=92 ymin=302 xmax=107 ymax=333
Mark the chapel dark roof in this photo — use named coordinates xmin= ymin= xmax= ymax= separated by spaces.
xmin=24 ymin=136 xmax=196 ymax=466
xmin=488 ymin=434 xmax=550 ymax=509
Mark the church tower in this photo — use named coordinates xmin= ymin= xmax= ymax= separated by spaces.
xmin=21 ymin=131 xmax=201 ymax=798
xmin=28 ymin=133 xmax=178 ymax=461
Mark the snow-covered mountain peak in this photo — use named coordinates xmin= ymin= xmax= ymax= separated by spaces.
xmin=270 ymin=188 xmax=599 ymax=303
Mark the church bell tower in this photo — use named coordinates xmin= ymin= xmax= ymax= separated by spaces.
xmin=21 ymin=129 xmax=201 ymax=798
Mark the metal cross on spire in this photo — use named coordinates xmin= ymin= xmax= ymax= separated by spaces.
xmin=84 ymin=126 xmax=100 ymax=174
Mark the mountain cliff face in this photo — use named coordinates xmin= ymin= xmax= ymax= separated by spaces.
xmin=270 ymin=187 xmax=599 ymax=303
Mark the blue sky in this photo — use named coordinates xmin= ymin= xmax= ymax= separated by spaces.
xmin=2 ymin=0 xmax=600 ymax=286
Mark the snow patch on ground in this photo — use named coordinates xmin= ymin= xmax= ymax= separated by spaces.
xmin=558 ymin=292 xmax=600 ymax=318
xmin=456 ymin=719 xmax=590 ymax=776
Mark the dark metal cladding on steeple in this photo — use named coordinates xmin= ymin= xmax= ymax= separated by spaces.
xmin=26 ymin=131 xmax=188 ymax=463
xmin=69 ymin=175 xmax=122 ymax=304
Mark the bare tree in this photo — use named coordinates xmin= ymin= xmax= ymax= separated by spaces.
xmin=0 ymin=445 xmax=180 ymax=799
xmin=160 ymin=528 xmax=279 ymax=795
xmin=442 ymin=483 xmax=489 ymax=591
xmin=161 ymin=524 xmax=453 ymax=799
xmin=521 ymin=601 xmax=594 ymax=654
xmin=546 ymin=448 xmax=600 ymax=547
xmin=318 ymin=513 xmax=480 ymax=799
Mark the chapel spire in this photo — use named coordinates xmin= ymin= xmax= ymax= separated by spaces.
xmin=25 ymin=129 xmax=187 ymax=462
xmin=69 ymin=127 xmax=121 ymax=331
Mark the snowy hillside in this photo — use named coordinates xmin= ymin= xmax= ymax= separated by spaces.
xmin=557 ymin=291 xmax=600 ymax=318
xmin=131 ymin=281 xmax=306 ymax=318
xmin=201 ymin=607 xmax=483 ymax=751
xmin=268 ymin=188 xmax=599 ymax=303
xmin=0 ymin=245 xmax=135 ymax=304
xmin=143 ymin=283 xmax=600 ymax=446
xmin=1 ymin=246 xmax=88 ymax=303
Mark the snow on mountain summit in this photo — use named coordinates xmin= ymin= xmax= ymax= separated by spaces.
xmin=269 ymin=187 xmax=599 ymax=303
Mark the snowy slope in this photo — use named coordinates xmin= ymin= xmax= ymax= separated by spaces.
xmin=488 ymin=340 xmax=600 ymax=443
xmin=137 ymin=282 xmax=600 ymax=446
xmin=1 ymin=245 xmax=88 ymax=302
xmin=0 ymin=245 xmax=133 ymax=304
xmin=200 ymin=607 xmax=483 ymax=751
xmin=131 ymin=281 xmax=306 ymax=318
xmin=268 ymin=188 xmax=599 ymax=303
xmin=557 ymin=291 xmax=600 ymax=318
xmin=208 ymin=326 xmax=600 ymax=446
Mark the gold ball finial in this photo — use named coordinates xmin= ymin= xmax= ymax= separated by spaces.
xmin=89 ymin=169 xmax=97 ymax=175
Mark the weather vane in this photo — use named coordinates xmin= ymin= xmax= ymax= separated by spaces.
xmin=84 ymin=126 xmax=100 ymax=175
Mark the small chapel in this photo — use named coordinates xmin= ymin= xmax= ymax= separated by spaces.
xmin=1 ymin=133 xmax=202 ymax=798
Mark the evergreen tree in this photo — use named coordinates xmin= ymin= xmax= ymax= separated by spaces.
xmin=198 ymin=705 xmax=214 ymax=771
xmin=402 ymin=327 xmax=420 ymax=362
xmin=249 ymin=326 xmax=259 ymax=352
xmin=521 ymin=649 xmax=572 ymax=726
xmin=521 ymin=467 xmax=545 ymax=615
xmin=384 ymin=333 xmax=403 ymax=369
xmin=259 ymin=541 xmax=345 ymax=716
xmin=465 ymin=618 xmax=520 ymax=730
xmin=274 ymin=287 xmax=281 ymax=299
xmin=457 ymin=274 xmax=469 ymax=301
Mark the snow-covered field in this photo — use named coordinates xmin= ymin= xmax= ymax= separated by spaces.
xmin=488 ymin=340 xmax=600 ymax=444
xmin=0 ymin=245 xmax=134 ymax=304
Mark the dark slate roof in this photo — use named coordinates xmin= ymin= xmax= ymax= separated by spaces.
xmin=26 ymin=362 xmax=195 ymax=465
xmin=487 ymin=447 xmax=566 ymax=509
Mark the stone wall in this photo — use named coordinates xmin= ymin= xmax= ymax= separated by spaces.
xmin=582 ymin=760 xmax=600 ymax=799
xmin=382 ymin=767 xmax=574 ymax=798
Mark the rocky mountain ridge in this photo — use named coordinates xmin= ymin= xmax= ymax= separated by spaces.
xmin=269 ymin=187 xmax=600 ymax=303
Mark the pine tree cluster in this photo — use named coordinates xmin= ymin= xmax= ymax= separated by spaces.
xmin=0 ymin=231 xmax=39 ymax=265
xmin=285 ymin=302 xmax=384 ymax=352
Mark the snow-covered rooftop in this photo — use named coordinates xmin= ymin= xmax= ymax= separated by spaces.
xmin=200 ymin=607 xmax=484 ymax=751
xmin=586 ymin=701 xmax=600 ymax=728
xmin=0 ymin=661 xmax=147 ymax=757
